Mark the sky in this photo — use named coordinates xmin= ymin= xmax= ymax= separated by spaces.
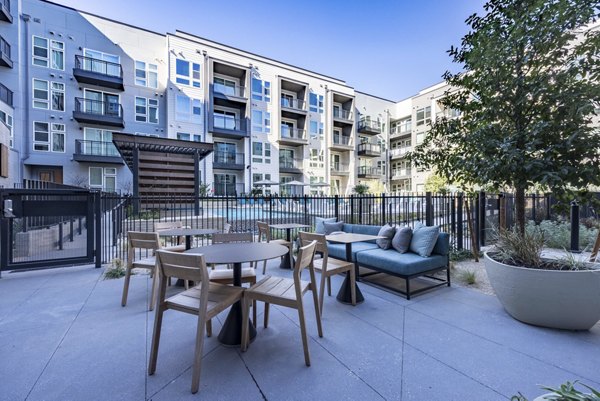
xmin=51 ymin=0 xmax=487 ymax=101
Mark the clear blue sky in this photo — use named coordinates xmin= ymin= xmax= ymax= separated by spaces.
xmin=51 ymin=0 xmax=486 ymax=101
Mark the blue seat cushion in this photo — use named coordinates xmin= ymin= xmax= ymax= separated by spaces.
xmin=432 ymin=233 xmax=450 ymax=256
xmin=356 ymin=248 xmax=448 ymax=276
xmin=327 ymin=242 xmax=379 ymax=261
xmin=353 ymin=224 xmax=382 ymax=236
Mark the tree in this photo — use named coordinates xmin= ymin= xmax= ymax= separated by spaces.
xmin=408 ymin=0 xmax=600 ymax=234
xmin=424 ymin=173 xmax=449 ymax=194
xmin=353 ymin=183 xmax=370 ymax=195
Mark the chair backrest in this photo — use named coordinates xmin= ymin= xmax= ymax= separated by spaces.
xmin=127 ymin=231 xmax=160 ymax=266
xmin=155 ymin=250 xmax=209 ymax=285
xmin=256 ymin=221 xmax=272 ymax=242
xmin=155 ymin=221 xmax=185 ymax=231
xmin=212 ymin=232 xmax=253 ymax=244
xmin=298 ymin=231 xmax=327 ymax=255
xmin=293 ymin=240 xmax=317 ymax=283
xmin=223 ymin=222 xmax=232 ymax=234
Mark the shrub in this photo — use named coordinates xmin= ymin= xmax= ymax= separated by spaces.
xmin=104 ymin=258 xmax=127 ymax=280
xmin=491 ymin=227 xmax=545 ymax=268
xmin=526 ymin=220 xmax=599 ymax=250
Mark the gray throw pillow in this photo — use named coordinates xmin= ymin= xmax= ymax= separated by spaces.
xmin=409 ymin=222 xmax=440 ymax=257
xmin=323 ymin=221 xmax=344 ymax=235
xmin=392 ymin=226 xmax=412 ymax=253
xmin=315 ymin=217 xmax=336 ymax=234
xmin=376 ymin=224 xmax=396 ymax=250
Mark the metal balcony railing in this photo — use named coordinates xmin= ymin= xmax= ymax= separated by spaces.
xmin=358 ymin=118 xmax=382 ymax=132
xmin=330 ymin=162 xmax=349 ymax=173
xmin=213 ymin=182 xmax=245 ymax=196
xmin=390 ymin=147 xmax=412 ymax=158
xmin=213 ymin=114 xmax=242 ymax=131
xmin=333 ymin=108 xmax=352 ymax=120
xmin=392 ymin=169 xmax=412 ymax=179
xmin=213 ymin=151 xmax=244 ymax=165
xmin=280 ymin=97 xmax=305 ymax=111
xmin=0 ymin=82 xmax=12 ymax=106
xmin=75 ymin=140 xmax=120 ymax=157
xmin=358 ymin=166 xmax=382 ymax=176
xmin=279 ymin=157 xmax=302 ymax=169
xmin=75 ymin=55 xmax=123 ymax=78
xmin=75 ymin=98 xmax=123 ymax=117
xmin=333 ymin=134 xmax=351 ymax=146
xmin=281 ymin=127 xmax=306 ymax=141
xmin=357 ymin=142 xmax=381 ymax=154
xmin=213 ymin=82 xmax=246 ymax=98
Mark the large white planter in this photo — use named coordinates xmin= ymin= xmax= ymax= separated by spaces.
xmin=484 ymin=252 xmax=600 ymax=330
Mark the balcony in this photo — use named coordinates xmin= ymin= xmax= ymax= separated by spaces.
xmin=390 ymin=127 xmax=411 ymax=138
xmin=330 ymin=162 xmax=350 ymax=176
xmin=358 ymin=118 xmax=381 ymax=135
xmin=390 ymin=147 xmax=412 ymax=159
xmin=333 ymin=108 xmax=353 ymax=124
xmin=213 ymin=151 xmax=245 ymax=170
xmin=73 ymin=98 xmax=124 ymax=128
xmin=357 ymin=142 xmax=381 ymax=157
xmin=330 ymin=134 xmax=353 ymax=151
xmin=73 ymin=55 xmax=124 ymax=90
xmin=213 ymin=182 xmax=244 ymax=196
xmin=0 ymin=82 xmax=12 ymax=107
xmin=279 ymin=127 xmax=308 ymax=146
xmin=279 ymin=157 xmax=303 ymax=174
xmin=211 ymin=83 xmax=247 ymax=103
xmin=280 ymin=97 xmax=307 ymax=116
xmin=0 ymin=0 xmax=12 ymax=23
xmin=73 ymin=140 xmax=123 ymax=164
xmin=0 ymin=36 xmax=12 ymax=68
xmin=358 ymin=166 xmax=382 ymax=179
xmin=210 ymin=114 xmax=248 ymax=139
xmin=391 ymin=169 xmax=412 ymax=180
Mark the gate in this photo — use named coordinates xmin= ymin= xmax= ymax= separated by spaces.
xmin=0 ymin=189 xmax=99 ymax=273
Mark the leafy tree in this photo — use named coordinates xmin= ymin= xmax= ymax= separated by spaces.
xmin=424 ymin=173 xmax=449 ymax=194
xmin=408 ymin=0 xmax=600 ymax=234
xmin=353 ymin=183 xmax=370 ymax=195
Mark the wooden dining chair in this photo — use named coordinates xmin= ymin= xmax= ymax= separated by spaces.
xmin=122 ymin=231 xmax=161 ymax=311
xmin=299 ymin=231 xmax=356 ymax=314
xmin=155 ymin=220 xmax=186 ymax=252
xmin=242 ymin=240 xmax=323 ymax=366
xmin=256 ymin=221 xmax=293 ymax=274
xmin=149 ymin=250 xmax=244 ymax=394
xmin=208 ymin=232 xmax=257 ymax=327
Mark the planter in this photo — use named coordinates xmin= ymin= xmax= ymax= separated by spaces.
xmin=484 ymin=252 xmax=600 ymax=330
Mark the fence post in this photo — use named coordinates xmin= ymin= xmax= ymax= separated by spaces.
xmin=457 ymin=193 xmax=464 ymax=250
xmin=95 ymin=191 xmax=102 ymax=268
xmin=69 ymin=219 xmax=74 ymax=242
xmin=478 ymin=191 xmax=486 ymax=246
xmin=546 ymin=193 xmax=552 ymax=220
xmin=570 ymin=200 xmax=580 ymax=253
xmin=268 ymin=195 xmax=273 ymax=224
xmin=531 ymin=193 xmax=537 ymax=222
xmin=381 ymin=193 xmax=386 ymax=225
xmin=334 ymin=195 xmax=339 ymax=221
xmin=425 ymin=192 xmax=433 ymax=226
xmin=303 ymin=195 xmax=309 ymax=226
xmin=358 ymin=195 xmax=362 ymax=224
xmin=350 ymin=195 xmax=355 ymax=224
xmin=499 ymin=193 xmax=506 ymax=230
xmin=58 ymin=223 xmax=63 ymax=250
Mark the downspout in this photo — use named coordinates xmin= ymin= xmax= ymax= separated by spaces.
xmin=20 ymin=13 xmax=31 ymax=182
xmin=202 ymin=50 xmax=208 ymax=187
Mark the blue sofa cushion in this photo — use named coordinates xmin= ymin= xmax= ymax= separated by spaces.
xmin=392 ymin=226 xmax=412 ymax=253
xmin=323 ymin=221 xmax=344 ymax=235
xmin=409 ymin=222 xmax=440 ymax=257
xmin=356 ymin=248 xmax=447 ymax=276
xmin=315 ymin=217 xmax=336 ymax=234
xmin=376 ymin=224 xmax=396 ymax=250
xmin=327 ymin=242 xmax=379 ymax=262
xmin=432 ymin=233 xmax=450 ymax=256
xmin=352 ymin=224 xmax=382 ymax=236
xmin=342 ymin=223 xmax=355 ymax=233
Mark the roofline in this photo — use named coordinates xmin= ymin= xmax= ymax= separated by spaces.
xmin=172 ymin=30 xmax=351 ymax=88
xmin=354 ymin=90 xmax=397 ymax=104
xmin=41 ymin=0 xmax=166 ymax=37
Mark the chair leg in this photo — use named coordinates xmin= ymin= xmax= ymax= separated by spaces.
xmin=349 ymin=267 xmax=357 ymax=306
xmin=311 ymin=285 xmax=323 ymax=338
xmin=148 ymin=304 xmax=165 ymax=375
xmin=241 ymin=296 xmax=250 ymax=352
xmin=252 ymin=300 xmax=257 ymax=326
xmin=121 ymin=266 xmax=133 ymax=307
xmin=191 ymin=316 xmax=207 ymax=394
xmin=264 ymin=303 xmax=270 ymax=328
xmin=327 ymin=276 xmax=332 ymax=296
xmin=319 ymin=272 xmax=327 ymax=315
xmin=206 ymin=319 xmax=212 ymax=337
xmin=149 ymin=267 xmax=159 ymax=312
xmin=296 ymin=300 xmax=311 ymax=366
xmin=262 ymin=260 xmax=267 ymax=275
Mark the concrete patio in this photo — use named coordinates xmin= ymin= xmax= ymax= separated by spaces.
xmin=1 ymin=260 xmax=599 ymax=401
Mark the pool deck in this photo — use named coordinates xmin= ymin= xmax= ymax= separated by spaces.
xmin=1 ymin=259 xmax=599 ymax=401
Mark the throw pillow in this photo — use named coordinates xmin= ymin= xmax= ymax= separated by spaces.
xmin=323 ymin=221 xmax=344 ymax=235
xmin=376 ymin=224 xmax=396 ymax=250
xmin=315 ymin=217 xmax=337 ymax=234
xmin=409 ymin=222 xmax=440 ymax=257
xmin=392 ymin=226 xmax=412 ymax=253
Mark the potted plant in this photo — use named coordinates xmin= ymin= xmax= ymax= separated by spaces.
xmin=408 ymin=0 xmax=600 ymax=330
xmin=512 ymin=380 xmax=600 ymax=401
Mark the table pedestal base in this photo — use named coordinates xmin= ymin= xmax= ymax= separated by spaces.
xmin=218 ymin=301 xmax=256 ymax=346
xmin=336 ymin=274 xmax=365 ymax=305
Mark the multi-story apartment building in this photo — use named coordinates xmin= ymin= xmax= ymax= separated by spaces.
xmin=0 ymin=0 xmax=459 ymax=195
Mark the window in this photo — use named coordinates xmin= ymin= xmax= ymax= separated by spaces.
xmin=251 ymin=78 xmax=271 ymax=102
xmin=177 ymin=132 xmax=202 ymax=142
xmin=50 ymin=40 xmax=64 ymax=70
xmin=32 ymin=36 xmax=48 ymax=67
xmin=175 ymin=59 xmax=200 ymax=87
xmin=309 ymin=120 xmax=324 ymax=139
xmin=416 ymin=132 xmax=426 ymax=144
xmin=135 ymin=97 xmax=159 ymax=123
xmin=84 ymin=49 xmax=120 ymax=76
xmin=416 ymin=106 xmax=431 ymax=127
xmin=33 ymin=122 xmax=64 ymax=152
xmin=0 ymin=111 xmax=13 ymax=147
xmin=251 ymin=110 xmax=271 ymax=133
xmin=309 ymin=149 xmax=324 ymax=168
xmin=33 ymin=79 xmax=49 ymax=109
xmin=135 ymin=61 xmax=158 ymax=88
xmin=309 ymin=93 xmax=324 ymax=113
xmin=252 ymin=142 xmax=271 ymax=163
xmin=51 ymin=82 xmax=65 ymax=111
xmin=214 ymin=76 xmax=237 ymax=96
xmin=89 ymin=167 xmax=117 ymax=192
xmin=175 ymin=95 xmax=202 ymax=122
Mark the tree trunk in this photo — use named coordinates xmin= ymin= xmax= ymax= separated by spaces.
xmin=515 ymin=186 xmax=526 ymax=236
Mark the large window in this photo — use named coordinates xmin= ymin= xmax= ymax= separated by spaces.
xmin=416 ymin=106 xmax=431 ymax=127
xmin=33 ymin=80 xmax=65 ymax=112
xmin=309 ymin=120 xmax=324 ymax=139
xmin=252 ymin=141 xmax=271 ymax=163
xmin=51 ymin=82 xmax=65 ymax=111
xmin=135 ymin=61 xmax=158 ymax=88
xmin=50 ymin=40 xmax=64 ymax=70
xmin=177 ymin=132 xmax=202 ymax=142
xmin=89 ymin=167 xmax=116 ymax=192
xmin=309 ymin=149 xmax=324 ymax=168
xmin=0 ymin=110 xmax=13 ymax=147
xmin=251 ymin=78 xmax=271 ymax=102
xmin=33 ymin=122 xmax=64 ymax=152
xmin=135 ymin=97 xmax=158 ymax=123
xmin=84 ymin=49 xmax=120 ymax=76
xmin=32 ymin=37 xmax=64 ymax=69
xmin=309 ymin=93 xmax=324 ymax=113
xmin=32 ymin=36 xmax=48 ymax=67
xmin=175 ymin=59 xmax=200 ymax=87
xmin=251 ymin=110 xmax=271 ymax=133
xmin=175 ymin=95 xmax=201 ymax=123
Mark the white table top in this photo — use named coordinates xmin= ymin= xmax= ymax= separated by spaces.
xmin=186 ymin=242 xmax=288 ymax=264
xmin=325 ymin=233 xmax=384 ymax=244
xmin=269 ymin=223 xmax=311 ymax=230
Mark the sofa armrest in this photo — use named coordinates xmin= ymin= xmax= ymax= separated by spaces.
xmin=432 ymin=232 xmax=450 ymax=256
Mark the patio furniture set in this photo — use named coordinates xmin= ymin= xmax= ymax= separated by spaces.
xmin=120 ymin=218 xmax=450 ymax=393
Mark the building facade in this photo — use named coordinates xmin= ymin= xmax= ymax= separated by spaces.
xmin=0 ymin=0 xmax=455 ymax=195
